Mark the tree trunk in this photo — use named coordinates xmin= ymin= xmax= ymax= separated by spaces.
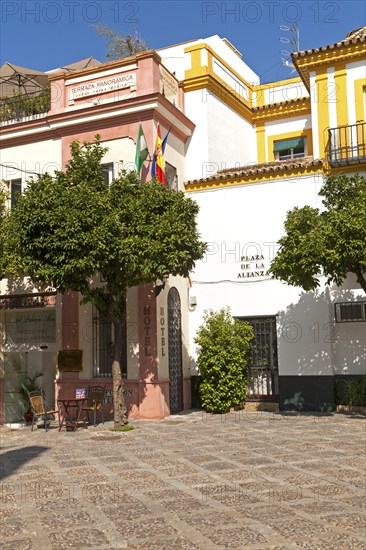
xmin=353 ymin=267 xmax=366 ymax=294
xmin=112 ymin=299 xmax=127 ymax=427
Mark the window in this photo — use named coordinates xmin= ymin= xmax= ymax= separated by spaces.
xmin=93 ymin=308 xmax=127 ymax=377
xmin=101 ymin=164 xmax=114 ymax=186
xmin=4 ymin=310 xmax=56 ymax=345
xmin=274 ymin=138 xmax=306 ymax=160
xmin=165 ymin=162 xmax=178 ymax=190
xmin=335 ymin=302 xmax=366 ymax=323
xmin=8 ymin=179 xmax=22 ymax=208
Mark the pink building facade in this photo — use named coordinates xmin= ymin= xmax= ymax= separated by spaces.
xmin=0 ymin=51 xmax=195 ymax=423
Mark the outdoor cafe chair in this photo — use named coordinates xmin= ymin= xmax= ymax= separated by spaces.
xmin=28 ymin=391 xmax=59 ymax=432
xmin=82 ymin=386 xmax=105 ymax=426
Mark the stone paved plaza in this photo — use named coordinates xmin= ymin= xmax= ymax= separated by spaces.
xmin=1 ymin=410 xmax=365 ymax=550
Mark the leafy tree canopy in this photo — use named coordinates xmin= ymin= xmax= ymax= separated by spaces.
xmin=3 ymin=137 xmax=206 ymax=424
xmin=270 ymin=173 xmax=366 ymax=293
xmin=95 ymin=26 xmax=148 ymax=59
xmin=0 ymin=185 xmax=9 ymax=276
xmin=4 ymin=137 xmax=206 ymax=308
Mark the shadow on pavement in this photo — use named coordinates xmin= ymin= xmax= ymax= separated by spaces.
xmin=0 ymin=445 xmax=49 ymax=481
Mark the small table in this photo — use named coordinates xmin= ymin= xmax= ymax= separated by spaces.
xmin=57 ymin=398 xmax=87 ymax=432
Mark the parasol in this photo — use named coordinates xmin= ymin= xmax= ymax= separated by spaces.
xmin=0 ymin=62 xmax=49 ymax=98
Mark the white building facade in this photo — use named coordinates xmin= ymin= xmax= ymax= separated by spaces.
xmin=0 ymin=27 xmax=365 ymax=423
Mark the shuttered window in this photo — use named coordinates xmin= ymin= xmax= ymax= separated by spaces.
xmin=274 ymin=138 xmax=304 ymax=152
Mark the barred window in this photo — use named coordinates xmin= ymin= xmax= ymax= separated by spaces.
xmin=335 ymin=302 xmax=366 ymax=323
xmin=93 ymin=308 xmax=127 ymax=378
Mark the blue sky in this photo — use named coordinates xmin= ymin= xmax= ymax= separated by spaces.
xmin=1 ymin=1 xmax=365 ymax=83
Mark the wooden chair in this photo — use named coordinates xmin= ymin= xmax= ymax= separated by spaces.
xmin=82 ymin=386 xmax=105 ymax=426
xmin=28 ymin=391 xmax=58 ymax=432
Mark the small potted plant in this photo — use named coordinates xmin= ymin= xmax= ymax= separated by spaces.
xmin=20 ymin=372 xmax=44 ymax=424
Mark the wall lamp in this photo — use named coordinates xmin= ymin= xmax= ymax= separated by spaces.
xmin=155 ymin=276 xmax=168 ymax=296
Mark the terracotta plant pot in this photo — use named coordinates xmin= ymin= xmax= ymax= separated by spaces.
xmin=24 ymin=411 xmax=33 ymax=424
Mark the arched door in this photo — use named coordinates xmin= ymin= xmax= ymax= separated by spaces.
xmin=168 ymin=287 xmax=183 ymax=413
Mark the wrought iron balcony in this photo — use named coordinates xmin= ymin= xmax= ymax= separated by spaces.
xmin=327 ymin=122 xmax=366 ymax=167
xmin=0 ymin=89 xmax=50 ymax=126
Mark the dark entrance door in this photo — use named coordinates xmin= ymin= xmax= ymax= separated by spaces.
xmin=240 ymin=316 xmax=279 ymax=400
xmin=168 ymin=287 xmax=183 ymax=413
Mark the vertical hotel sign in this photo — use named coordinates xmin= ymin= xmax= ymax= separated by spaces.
xmin=68 ymin=73 xmax=137 ymax=102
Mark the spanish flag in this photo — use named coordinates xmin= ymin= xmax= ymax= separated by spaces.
xmin=152 ymin=122 xmax=166 ymax=185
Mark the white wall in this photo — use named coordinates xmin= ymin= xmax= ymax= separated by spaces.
xmin=207 ymin=93 xmax=256 ymax=169
xmin=100 ymin=136 xmax=136 ymax=172
xmin=186 ymin=173 xmax=342 ymax=377
xmin=184 ymin=89 xmax=256 ymax=181
xmin=265 ymin=115 xmax=312 ymax=136
xmin=265 ymin=81 xmax=308 ymax=104
xmin=158 ymin=35 xmax=259 ymax=85
xmin=0 ymin=139 xmax=62 ymax=184
xmin=184 ymin=90 xmax=209 ymax=181
xmin=330 ymin=277 xmax=366 ymax=376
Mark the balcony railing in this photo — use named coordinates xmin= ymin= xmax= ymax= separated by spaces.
xmin=327 ymin=122 xmax=366 ymax=167
xmin=0 ymin=89 xmax=50 ymax=126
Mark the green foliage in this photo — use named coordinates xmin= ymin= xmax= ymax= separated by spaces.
xmin=95 ymin=26 xmax=148 ymax=59
xmin=270 ymin=174 xmax=366 ymax=293
xmin=195 ymin=308 xmax=254 ymax=413
xmin=340 ymin=376 xmax=366 ymax=407
xmin=3 ymin=137 xmax=205 ymax=426
xmin=20 ymin=372 xmax=44 ymax=406
xmin=0 ymin=88 xmax=50 ymax=122
xmin=3 ymin=137 xmax=206 ymax=318
xmin=0 ymin=186 xmax=9 ymax=276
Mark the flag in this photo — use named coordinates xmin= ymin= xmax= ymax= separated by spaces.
xmin=151 ymin=124 xmax=171 ymax=182
xmin=162 ymin=125 xmax=172 ymax=154
xmin=135 ymin=123 xmax=149 ymax=176
xmin=151 ymin=122 xmax=166 ymax=185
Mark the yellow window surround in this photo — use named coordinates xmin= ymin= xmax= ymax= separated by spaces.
xmin=268 ymin=129 xmax=313 ymax=163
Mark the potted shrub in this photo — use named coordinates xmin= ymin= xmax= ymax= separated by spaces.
xmin=195 ymin=308 xmax=254 ymax=413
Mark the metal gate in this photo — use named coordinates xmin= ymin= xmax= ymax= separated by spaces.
xmin=244 ymin=317 xmax=279 ymax=400
xmin=168 ymin=287 xmax=183 ymax=413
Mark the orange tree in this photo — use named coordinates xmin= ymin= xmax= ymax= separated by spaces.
xmin=3 ymin=138 xmax=206 ymax=426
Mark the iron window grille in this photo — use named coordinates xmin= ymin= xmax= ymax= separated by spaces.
xmin=92 ymin=307 xmax=127 ymax=377
xmin=335 ymin=302 xmax=366 ymax=323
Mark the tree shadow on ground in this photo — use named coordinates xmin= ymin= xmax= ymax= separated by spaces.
xmin=0 ymin=444 xmax=49 ymax=480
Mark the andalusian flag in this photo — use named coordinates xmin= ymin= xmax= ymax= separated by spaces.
xmin=135 ymin=123 xmax=149 ymax=176
xmin=151 ymin=122 xmax=166 ymax=185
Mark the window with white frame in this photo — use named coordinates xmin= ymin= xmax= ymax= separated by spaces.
xmin=7 ymin=179 xmax=22 ymax=208
xmin=101 ymin=163 xmax=114 ymax=186
xmin=274 ymin=137 xmax=306 ymax=160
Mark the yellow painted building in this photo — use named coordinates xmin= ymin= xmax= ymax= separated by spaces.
xmin=167 ymin=27 xmax=365 ymax=411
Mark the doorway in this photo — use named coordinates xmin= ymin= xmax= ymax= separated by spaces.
xmin=4 ymin=351 xmax=57 ymax=423
xmin=168 ymin=288 xmax=183 ymax=413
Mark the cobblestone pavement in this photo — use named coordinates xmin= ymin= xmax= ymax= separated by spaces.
xmin=1 ymin=410 xmax=365 ymax=550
